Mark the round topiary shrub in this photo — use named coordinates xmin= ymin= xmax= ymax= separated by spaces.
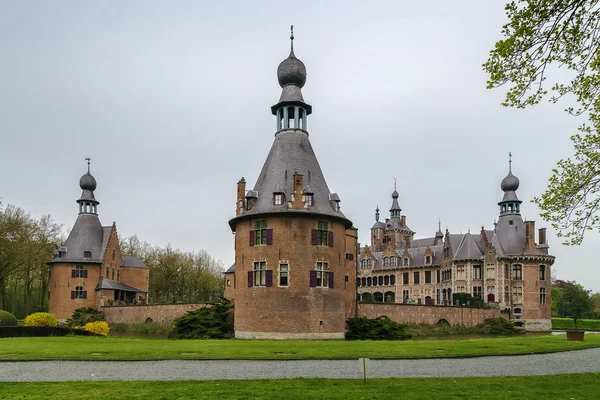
xmin=83 ymin=321 xmax=110 ymax=337
xmin=0 ymin=310 xmax=18 ymax=327
xmin=24 ymin=312 xmax=58 ymax=327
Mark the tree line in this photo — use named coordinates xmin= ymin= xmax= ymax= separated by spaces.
xmin=0 ymin=201 xmax=224 ymax=318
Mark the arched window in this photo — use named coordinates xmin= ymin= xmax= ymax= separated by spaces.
xmin=390 ymin=257 xmax=396 ymax=266
xmin=362 ymin=277 xmax=367 ymax=286
xmin=383 ymin=257 xmax=389 ymax=266
xmin=373 ymin=292 xmax=384 ymax=302
xmin=384 ymin=275 xmax=390 ymax=285
xmin=367 ymin=277 xmax=372 ymax=286
xmin=372 ymin=277 xmax=378 ymax=286
xmin=357 ymin=279 xmax=361 ymax=287
xmin=378 ymin=276 xmax=384 ymax=285
xmin=390 ymin=275 xmax=396 ymax=285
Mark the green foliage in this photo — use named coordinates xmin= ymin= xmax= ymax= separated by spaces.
xmin=485 ymin=1 xmax=600 ymax=244
xmin=557 ymin=281 xmax=594 ymax=329
xmin=452 ymin=292 xmax=481 ymax=306
xmin=551 ymin=287 xmax=564 ymax=317
xmin=0 ymin=326 xmax=99 ymax=338
xmin=168 ymin=300 xmax=233 ymax=339
xmin=67 ymin=307 xmax=105 ymax=328
xmin=24 ymin=312 xmax=58 ymax=327
xmin=552 ymin=317 xmax=600 ymax=331
xmin=119 ymin=235 xmax=224 ymax=303
xmin=109 ymin=323 xmax=128 ymax=333
xmin=0 ymin=310 xmax=17 ymax=326
xmin=345 ymin=316 xmax=412 ymax=340
xmin=477 ymin=318 xmax=524 ymax=335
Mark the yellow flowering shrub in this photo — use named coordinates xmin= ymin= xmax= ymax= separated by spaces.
xmin=24 ymin=312 xmax=58 ymax=327
xmin=83 ymin=321 xmax=110 ymax=337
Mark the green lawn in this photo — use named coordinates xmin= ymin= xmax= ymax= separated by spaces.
xmin=553 ymin=318 xmax=600 ymax=331
xmin=1 ymin=374 xmax=599 ymax=399
xmin=0 ymin=334 xmax=598 ymax=360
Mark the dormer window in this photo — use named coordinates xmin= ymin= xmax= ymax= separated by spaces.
xmin=273 ymin=193 xmax=284 ymax=205
xmin=403 ymin=258 xmax=409 ymax=266
xmin=390 ymin=257 xmax=396 ymax=266
xmin=383 ymin=257 xmax=390 ymax=266
xmin=84 ymin=247 xmax=91 ymax=258
xmin=425 ymin=255 xmax=431 ymax=265
xmin=306 ymin=194 xmax=314 ymax=207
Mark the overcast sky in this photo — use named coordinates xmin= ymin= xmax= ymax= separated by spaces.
xmin=1 ymin=1 xmax=598 ymax=292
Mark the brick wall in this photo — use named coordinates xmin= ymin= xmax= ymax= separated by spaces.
xmin=49 ymin=263 xmax=101 ymax=320
xmin=357 ymin=303 xmax=501 ymax=327
xmin=102 ymin=303 xmax=210 ymax=325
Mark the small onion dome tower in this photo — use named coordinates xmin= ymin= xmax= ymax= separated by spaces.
xmin=498 ymin=152 xmax=522 ymax=216
xmin=389 ymin=178 xmax=401 ymax=219
xmin=271 ymin=25 xmax=312 ymax=132
xmin=78 ymin=158 xmax=99 ymax=215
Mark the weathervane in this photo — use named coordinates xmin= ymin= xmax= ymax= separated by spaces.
xmin=394 ymin=177 xmax=397 ymax=190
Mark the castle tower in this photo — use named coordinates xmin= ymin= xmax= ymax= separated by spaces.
xmin=228 ymin=27 xmax=357 ymax=339
xmin=48 ymin=160 xmax=148 ymax=319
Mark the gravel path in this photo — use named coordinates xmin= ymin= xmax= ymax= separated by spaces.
xmin=1 ymin=348 xmax=599 ymax=382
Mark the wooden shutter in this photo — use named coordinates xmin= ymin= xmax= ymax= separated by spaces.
xmin=83 ymin=291 xmax=88 ymax=299
xmin=248 ymin=271 xmax=253 ymax=287
xmin=328 ymin=231 xmax=334 ymax=247
xmin=249 ymin=231 xmax=255 ymax=246
xmin=328 ymin=272 xmax=334 ymax=288
xmin=70 ymin=291 xmax=76 ymax=299
xmin=266 ymin=270 xmax=273 ymax=287
xmin=83 ymin=270 xmax=88 ymax=279
xmin=71 ymin=270 xmax=76 ymax=278
xmin=311 ymin=229 xmax=318 ymax=245
xmin=266 ymin=229 xmax=273 ymax=245
xmin=309 ymin=270 xmax=317 ymax=287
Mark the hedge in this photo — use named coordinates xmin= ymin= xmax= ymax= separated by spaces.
xmin=0 ymin=326 xmax=101 ymax=338
xmin=0 ymin=310 xmax=18 ymax=327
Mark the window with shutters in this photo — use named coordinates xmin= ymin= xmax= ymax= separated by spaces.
xmin=279 ymin=263 xmax=289 ymax=287
xmin=315 ymin=261 xmax=329 ymax=288
xmin=75 ymin=265 xmax=85 ymax=278
xmin=253 ymin=261 xmax=267 ymax=286
xmin=425 ymin=271 xmax=432 ymax=284
xmin=255 ymin=220 xmax=268 ymax=245
xmin=74 ymin=285 xmax=85 ymax=299
xmin=317 ymin=221 xmax=328 ymax=246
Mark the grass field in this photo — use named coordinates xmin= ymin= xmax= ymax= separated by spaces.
xmin=1 ymin=374 xmax=599 ymax=399
xmin=0 ymin=334 xmax=598 ymax=360
xmin=552 ymin=318 xmax=600 ymax=331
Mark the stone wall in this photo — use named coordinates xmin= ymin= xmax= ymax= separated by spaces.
xmin=103 ymin=303 xmax=209 ymax=325
xmin=357 ymin=303 xmax=501 ymax=327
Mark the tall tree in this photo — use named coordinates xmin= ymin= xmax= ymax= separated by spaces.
xmin=484 ymin=0 xmax=600 ymax=244
xmin=557 ymin=281 xmax=594 ymax=328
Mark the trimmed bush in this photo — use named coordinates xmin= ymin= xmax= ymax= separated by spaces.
xmin=0 ymin=326 xmax=100 ymax=338
xmin=477 ymin=318 xmax=524 ymax=335
xmin=169 ymin=300 xmax=233 ymax=339
xmin=24 ymin=312 xmax=58 ymax=327
xmin=346 ymin=316 xmax=412 ymax=340
xmin=0 ymin=310 xmax=18 ymax=327
xmin=68 ymin=307 xmax=105 ymax=327
xmin=83 ymin=321 xmax=110 ymax=337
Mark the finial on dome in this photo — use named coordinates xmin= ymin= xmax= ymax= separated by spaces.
xmin=85 ymin=157 xmax=91 ymax=173
xmin=394 ymin=177 xmax=397 ymax=190
xmin=509 ymin=152 xmax=512 ymax=172
xmin=290 ymin=25 xmax=294 ymax=50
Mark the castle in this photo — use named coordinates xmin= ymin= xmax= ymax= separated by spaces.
xmin=225 ymin=29 xmax=555 ymax=334
xmin=47 ymin=160 xmax=149 ymax=320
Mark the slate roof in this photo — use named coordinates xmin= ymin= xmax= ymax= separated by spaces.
xmin=49 ymin=214 xmax=105 ymax=264
xmin=494 ymin=215 xmax=526 ymax=255
xmin=453 ymin=232 xmax=484 ymax=261
xmin=121 ymin=255 xmax=148 ymax=269
xmin=96 ymin=279 xmax=147 ymax=293
xmin=229 ymin=131 xmax=353 ymax=229
xmin=225 ymin=263 xmax=236 ymax=273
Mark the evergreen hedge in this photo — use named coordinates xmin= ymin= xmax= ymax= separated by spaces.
xmin=0 ymin=326 xmax=100 ymax=338
xmin=0 ymin=310 xmax=18 ymax=327
xmin=169 ymin=300 xmax=233 ymax=339
xmin=345 ymin=316 xmax=412 ymax=340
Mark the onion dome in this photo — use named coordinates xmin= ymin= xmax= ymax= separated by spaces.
xmin=277 ymin=27 xmax=306 ymax=88
xmin=500 ymin=171 xmax=519 ymax=192
xmin=79 ymin=170 xmax=97 ymax=191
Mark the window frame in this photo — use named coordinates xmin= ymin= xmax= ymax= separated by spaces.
xmin=279 ymin=263 xmax=289 ymax=287
xmin=75 ymin=265 xmax=85 ymax=278
xmin=539 ymin=287 xmax=547 ymax=304
xmin=254 ymin=220 xmax=268 ymax=246
xmin=473 ymin=265 xmax=482 ymax=280
xmin=413 ymin=271 xmax=420 ymax=284
xmin=254 ymin=261 xmax=267 ymax=287
xmin=539 ymin=265 xmax=546 ymax=281
xmin=74 ymin=285 xmax=85 ymax=299
xmin=316 ymin=261 xmax=329 ymax=288
xmin=317 ymin=221 xmax=329 ymax=246
xmin=511 ymin=265 xmax=523 ymax=280
xmin=425 ymin=270 xmax=432 ymax=284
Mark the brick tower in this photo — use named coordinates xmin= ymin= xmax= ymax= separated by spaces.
xmin=228 ymin=27 xmax=358 ymax=339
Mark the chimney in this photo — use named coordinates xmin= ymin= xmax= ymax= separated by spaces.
xmin=538 ymin=228 xmax=547 ymax=245
xmin=481 ymin=226 xmax=489 ymax=248
xmin=524 ymin=221 xmax=536 ymax=252
xmin=404 ymin=236 xmax=410 ymax=249
xmin=291 ymin=170 xmax=304 ymax=209
xmin=236 ymin=177 xmax=246 ymax=216
xmin=401 ymin=215 xmax=406 ymax=226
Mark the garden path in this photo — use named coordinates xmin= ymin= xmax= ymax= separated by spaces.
xmin=0 ymin=348 xmax=598 ymax=382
